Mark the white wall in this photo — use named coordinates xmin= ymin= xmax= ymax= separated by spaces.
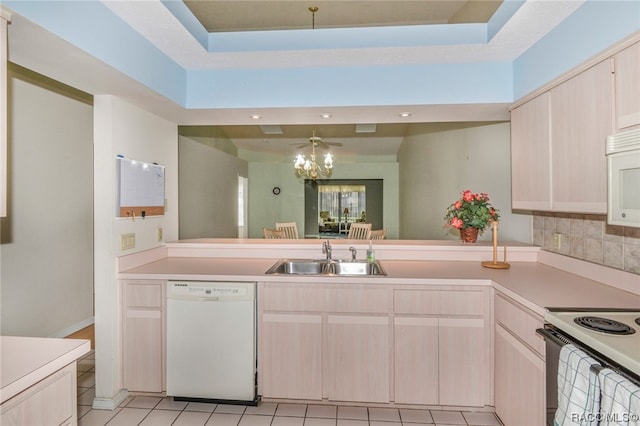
xmin=247 ymin=161 xmax=399 ymax=238
xmin=398 ymin=122 xmax=531 ymax=242
xmin=1 ymin=73 xmax=94 ymax=337
xmin=93 ymin=95 xmax=178 ymax=406
xmin=178 ymin=135 xmax=248 ymax=238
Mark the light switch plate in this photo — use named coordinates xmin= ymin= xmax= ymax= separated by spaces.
xmin=157 ymin=227 xmax=163 ymax=242
xmin=120 ymin=233 xmax=135 ymax=250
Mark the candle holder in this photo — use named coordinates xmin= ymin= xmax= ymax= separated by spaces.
xmin=481 ymin=221 xmax=510 ymax=269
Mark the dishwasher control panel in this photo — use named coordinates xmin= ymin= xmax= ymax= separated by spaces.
xmin=168 ymin=281 xmax=255 ymax=301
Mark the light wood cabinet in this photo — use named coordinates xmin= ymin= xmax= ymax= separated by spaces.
xmin=394 ymin=317 xmax=439 ymax=404
xmin=258 ymin=283 xmax=326 ymax=400
xmin=327 ymin=314 xmax=390 ymax=403
xmin=258 ymin=283 xmax=490 ymax=407
xmin=511 ymin=92 xmax=552 ymax=211
xmin=121 ymin=280 xmax=165 ymax=393
xmin=439 ymin=318 xmax=487 ymax=407
xmin=259 ymin=283 xmax=391 ymax=403
xmin=614 ymin=41 xmax=640 ymax=130
xmin=494 ymin=293 xmax=545 ymax=426
xmin=1 ymin=362 xmax=76 ymax=426
xmin=550 ymin=59 xmax=613 ymax=213
xmin=510 ymin=37 xmax=640 ymax=214
xmin=393 ymin=289 xmax=490 ymax=407
xmin=260 ymin=313 xmax=322 ymax=400
xmin=325 ymin=286 xmax=391 ymax=403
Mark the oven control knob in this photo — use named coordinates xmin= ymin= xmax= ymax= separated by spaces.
xmin=622 ymin=213 xmax=626 ymax=218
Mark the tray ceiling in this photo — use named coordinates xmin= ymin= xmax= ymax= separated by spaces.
xmin=184 ymin=1 xmax=503 ymax=32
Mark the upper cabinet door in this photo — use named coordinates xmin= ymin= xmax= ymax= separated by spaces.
xmin=510 ymin=92 xmax=552 ymax=211
xmin=614 ymin=42 xmax=640 ymax=131
xmin=550 ymin=59 xmax=613 ymax=214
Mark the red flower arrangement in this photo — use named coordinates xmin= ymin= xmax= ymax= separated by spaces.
xmin=444 ymin=190 xmax=500 ymax=235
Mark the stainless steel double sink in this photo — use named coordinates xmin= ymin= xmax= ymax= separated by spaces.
xmin=265 ymin=259 xmax=386 ymax=276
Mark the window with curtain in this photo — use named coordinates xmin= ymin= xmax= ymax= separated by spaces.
xmin=318 ymin=184 xmax=366 ymax=222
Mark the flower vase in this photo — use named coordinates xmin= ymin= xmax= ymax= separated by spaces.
xmin=460 ymin=227 xmax=479 ymax=243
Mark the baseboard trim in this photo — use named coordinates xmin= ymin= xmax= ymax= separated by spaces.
xmin=92 ymin=389 xmax=129 ymax=410
xmin=50 ymin=317 xmax=95 ymax=339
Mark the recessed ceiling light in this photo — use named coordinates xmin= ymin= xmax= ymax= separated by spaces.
xmin=250 ymin=114 xmax=262 ymax=119
xmin=398 ymin=112 xmax=412 ymax=118
xmin=320 ymin=113 xmax=333 ymax=119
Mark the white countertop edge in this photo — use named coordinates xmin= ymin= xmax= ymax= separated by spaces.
xmin=0 ymin=337 xmax=91 ymax=403
xmin=117 ymin=271 xmax=492 ymax=287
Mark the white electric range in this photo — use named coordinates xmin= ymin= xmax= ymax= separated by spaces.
xmin=544 ymin=309 xmax=640 ymax=377
xmin=538 ymin=309 xmax=640 ymax=426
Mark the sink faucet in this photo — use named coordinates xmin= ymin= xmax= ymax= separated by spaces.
xmin=322 ymin=240 xmax=332 ymax=261
xmin=349 ymin=246 xmax=357 ymax=260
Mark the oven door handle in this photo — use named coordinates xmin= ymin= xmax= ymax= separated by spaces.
xmin=536 ymin=327 xmax=568 ymax=347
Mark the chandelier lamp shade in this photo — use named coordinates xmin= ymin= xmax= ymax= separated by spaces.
xmin=294 ymin=139 xmax=333 ymax=180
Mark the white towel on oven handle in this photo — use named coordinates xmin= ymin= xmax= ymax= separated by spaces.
xmin=598 ymin=368 xmax=640 ymax=426
xmin=554 ymin=344 xmax=602 ymax=426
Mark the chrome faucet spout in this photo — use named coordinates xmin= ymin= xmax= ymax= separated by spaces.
xmin=349 ymin=246 xmax=357 ymax=260
xmin=322 ymin=240 xmax=332 ymax=260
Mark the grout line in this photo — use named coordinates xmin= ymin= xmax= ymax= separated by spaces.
xmin=75 ymin=368 xmax=499 ymax=426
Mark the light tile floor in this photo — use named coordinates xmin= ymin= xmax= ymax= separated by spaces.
xmin=77 ymin=352 xmax=503 ymax=426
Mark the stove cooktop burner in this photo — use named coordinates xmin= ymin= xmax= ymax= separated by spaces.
xmin=573 ymin=316 xmax=636 ymax=335
xmin=636 ymin=318 xmax=640 ymax=327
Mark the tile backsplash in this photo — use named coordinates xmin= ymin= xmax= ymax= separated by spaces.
xmin=532 ymin=213 xmax=640 ymax=275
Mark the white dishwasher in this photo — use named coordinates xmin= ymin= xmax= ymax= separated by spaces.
xmin=166 ymin=281 xmax=257 ymax=404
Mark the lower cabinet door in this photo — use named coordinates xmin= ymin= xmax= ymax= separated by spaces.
xmin=394 ymin=317 xmax=439 ymax=404
xmin=495 ymin=325 xmax=545 ymax=426
xmin=123 ymin=309 xmax=163 ymax=392
xmin=439 ymin=318 xmax=487 ymax=407
xmin=327 ymin=314 xmax=390 ymax=403
xmin=260 ymin=313 xmax=323 ymax=400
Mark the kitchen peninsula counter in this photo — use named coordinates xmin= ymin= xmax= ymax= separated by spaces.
xmin=1 ymin=336 xmax=90 ymax=424
xmin=118 ymin=239 xmax=640 ymax=315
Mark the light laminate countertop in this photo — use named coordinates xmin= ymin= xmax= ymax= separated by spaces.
xmin=120 ymin=257 xmax=640 ymax=316
xmin=0 ymin=336 xmax=91 ymax=403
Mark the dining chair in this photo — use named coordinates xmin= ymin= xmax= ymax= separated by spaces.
xmin=275 ymin=221 xmax=299 ymax=239
xmin=339 ymin=222 xmax=348 ymax=234
xmin=370 ymin=228 xmax=386 ymax=240
xmin=347 ymin=223 xmax=372 ymax=240
xmin=263 ymin=228 xmax=285 ymax=239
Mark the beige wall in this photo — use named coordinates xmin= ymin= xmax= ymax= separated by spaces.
xmin=93 ymin=95 xmax=178 ymax=405
xmin=1 ymin=70 xmax=94 ymax=338
xmin=398 ymin=122 xmax=532 ymax=242
xmin=178 ymin=135 xmax=248 ymax=238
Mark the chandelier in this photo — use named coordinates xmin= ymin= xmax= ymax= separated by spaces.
xmin=293 ymin=132 xmax=335 ymax=180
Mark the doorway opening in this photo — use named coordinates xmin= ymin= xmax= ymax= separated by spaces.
xmin=304 ymin=179 xmax=383 ymax=238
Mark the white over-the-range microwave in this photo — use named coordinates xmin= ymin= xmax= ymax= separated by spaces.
xmin=606 ymin=128 xmax=640 ymax=228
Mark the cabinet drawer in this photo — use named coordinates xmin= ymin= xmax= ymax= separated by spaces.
xmin=394 ymin=290 xmax=486 ymax=316
xmin=328 ymin=287 xmax=390 ymax=314
xmin=123 ymin=280 xmax=164 ymax=308
xmin=495 ymin=293 xmax=545 ymax=356
xmin=260 ymin=285 xmax=327 ymax=312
